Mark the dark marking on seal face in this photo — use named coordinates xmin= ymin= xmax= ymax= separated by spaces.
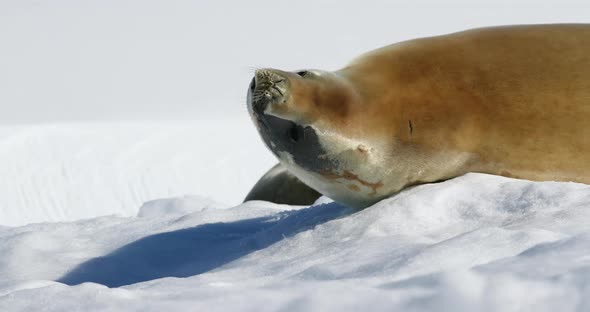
xmin=408 ymin=120 xmax=413 ymax=135
xmin=255 ymin=114 xmax=338 ymax=173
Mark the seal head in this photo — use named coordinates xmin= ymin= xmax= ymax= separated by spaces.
xmin=247 ymin=69 xmax=390 ymax=208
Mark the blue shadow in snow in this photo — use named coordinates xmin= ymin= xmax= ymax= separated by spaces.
xmin=57 ymin=202 xmax=352 ymax=287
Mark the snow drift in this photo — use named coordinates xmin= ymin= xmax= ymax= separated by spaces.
xmin=1 ymin=174 xmax=589 ymax=311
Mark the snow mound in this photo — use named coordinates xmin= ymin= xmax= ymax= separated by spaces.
xmin=1 ymin=173 xmax=589 ymax=311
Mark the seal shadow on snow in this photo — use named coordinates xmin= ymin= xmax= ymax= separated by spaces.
xmin=57 ymin=202 xmax=352 ymax=288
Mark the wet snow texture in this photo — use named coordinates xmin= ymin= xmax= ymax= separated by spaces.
xmin=1 ymin=174 xmax=590 ymax=311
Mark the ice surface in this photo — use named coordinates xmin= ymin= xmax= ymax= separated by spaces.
xmin=1 ymin=174 xmax=589 ymax=311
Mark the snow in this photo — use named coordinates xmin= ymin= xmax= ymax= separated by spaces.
xmin=1 ymin=174 xmax=590 ymax=311
xmin=0 ymin=118 xmax=275 ymax=226
xmin=2 ymin=0 xmax=590 ymax=310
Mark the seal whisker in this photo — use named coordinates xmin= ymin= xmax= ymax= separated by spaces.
xmin=271 ymin=86 xmax=284 ymax=96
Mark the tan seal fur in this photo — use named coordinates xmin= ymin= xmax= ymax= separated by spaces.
xmin=247 ymin=24 xmax=590 ymax=208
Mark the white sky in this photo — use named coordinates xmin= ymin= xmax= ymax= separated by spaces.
xmin=0 ymin=0 xmax=588 ymax=123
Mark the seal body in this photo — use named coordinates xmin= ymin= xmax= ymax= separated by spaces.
xmin=246 ymin=24 xmax=590 ymax=208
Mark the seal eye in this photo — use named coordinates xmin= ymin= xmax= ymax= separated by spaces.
xmin=287 ymin=123 xmax=305 ymax=143
xmin=296 ymin=70 xmax=309 ymax=77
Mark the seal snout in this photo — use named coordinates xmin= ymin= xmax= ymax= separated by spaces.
xmin=247 ymin=69 xmax=289 ymax=117
xmin=247 ymin=69 xmax=301 ymax=147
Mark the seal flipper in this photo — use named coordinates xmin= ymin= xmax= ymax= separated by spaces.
xmin=244 ymin=163 xmax=322 ymax=205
